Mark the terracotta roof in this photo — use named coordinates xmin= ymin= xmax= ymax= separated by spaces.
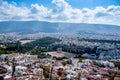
xmin=5 ymin=78 xmax=15 ymax=80
xmin=114 ymin=77 xmax=120 ymax=80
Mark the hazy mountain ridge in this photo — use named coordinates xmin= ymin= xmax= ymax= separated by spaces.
xmin=0 ymin=21 xmax=120 ymax=35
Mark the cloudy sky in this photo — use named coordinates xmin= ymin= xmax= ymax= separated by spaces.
xmin=0 ymin=0 xmax=120 ymax=25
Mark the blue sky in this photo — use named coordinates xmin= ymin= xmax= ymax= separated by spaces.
xmin=0 ymin=0 xmax=120 ymax=25
xmin=4 ymin=0 xmax=120 ymax=9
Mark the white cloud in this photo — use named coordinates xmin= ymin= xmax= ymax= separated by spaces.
xmin=0 ymin=1 xmax=30 ymax=20
xmin=30 ymin=4 xmax=52 ymax=20
xmin=0 ymin=0 xmax=120 ymax=25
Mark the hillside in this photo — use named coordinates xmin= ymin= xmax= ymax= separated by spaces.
xmin=0 ymin=21 xmax=120 ymax=35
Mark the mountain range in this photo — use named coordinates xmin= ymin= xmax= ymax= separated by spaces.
xmin=0 ymin=21 xmax=120 ymax=35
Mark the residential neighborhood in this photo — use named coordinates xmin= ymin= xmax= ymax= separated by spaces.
xmin=0 ymin=50 xmax=120 ymax=80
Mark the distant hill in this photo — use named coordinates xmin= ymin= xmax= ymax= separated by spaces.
xmin=0 ymin=21 xmax=120 ymax=35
